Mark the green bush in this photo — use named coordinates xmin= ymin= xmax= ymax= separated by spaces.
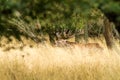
xmin=0 ymin=0 xmax=120 ymax=43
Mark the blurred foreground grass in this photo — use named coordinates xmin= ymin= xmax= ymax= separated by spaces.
xmin=0 ymin=36 xmax=120 ymax=80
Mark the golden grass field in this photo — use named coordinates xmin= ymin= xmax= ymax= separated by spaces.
xmin=0 ymin=36 xmax=120 ymax=80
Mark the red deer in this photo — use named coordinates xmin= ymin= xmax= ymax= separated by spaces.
xmin=55 ymin=39 xmax=103 ymax=50
xmin=78 ymin=43 xmax=103 ymax=50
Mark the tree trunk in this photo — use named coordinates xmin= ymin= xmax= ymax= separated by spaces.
xmin=103 ymin=17 xmax=114 ymax=49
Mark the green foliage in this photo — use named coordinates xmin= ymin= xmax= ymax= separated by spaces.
xmin=0 ymin=0 xmax=120 ymax=43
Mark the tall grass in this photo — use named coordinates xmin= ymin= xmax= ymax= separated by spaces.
xmin=0 ymin=36 xmax=120 ymax=80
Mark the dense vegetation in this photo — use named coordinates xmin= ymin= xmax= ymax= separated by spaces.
xmin=0 ymin=0 xmax=120 ymax=44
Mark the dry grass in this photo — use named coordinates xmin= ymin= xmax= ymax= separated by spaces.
xmin=0 ymin=36 xmax=120 ymax=80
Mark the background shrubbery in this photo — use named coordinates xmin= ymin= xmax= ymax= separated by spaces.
xmin=0 ymin=0 xmax=120 ymax=43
